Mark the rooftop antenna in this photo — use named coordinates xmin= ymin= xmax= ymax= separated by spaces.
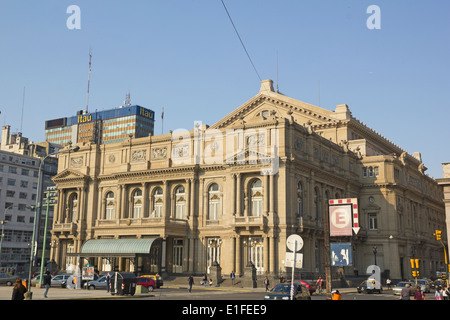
xmin=86 ymin=50 xmax=92 ymax=113
xmin=124 ymin=92 xmax=131 ymax=106
xmin=20 ymin=86 xmax=25 ymax=132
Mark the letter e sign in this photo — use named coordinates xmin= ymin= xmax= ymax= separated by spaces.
xmin=329 ymin=205 xmax=352 ymax=236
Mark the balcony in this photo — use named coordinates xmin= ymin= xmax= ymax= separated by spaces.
xmin=53 ymin=222 xmax=77 ymax=234
xmin=232 ymin=215 xmax=267 ymax=230
xmin=95 ymin=217 xmax=187 ymax=228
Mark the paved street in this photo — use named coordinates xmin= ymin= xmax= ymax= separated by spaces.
xmin=0 ymin=283 xmax=441 ymax=301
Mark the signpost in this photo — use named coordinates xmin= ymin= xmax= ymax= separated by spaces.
xmin=326 ymin=198 xmax=359 ymax=300
xmin=286 ymin=234 xmax=303 ymax=300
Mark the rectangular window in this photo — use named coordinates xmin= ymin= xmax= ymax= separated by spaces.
xmin=369 ymin=213 xmax=378 ymax=230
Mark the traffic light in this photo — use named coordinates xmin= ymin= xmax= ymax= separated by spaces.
xmin=435 ymin=230 xmax=442 ymax=241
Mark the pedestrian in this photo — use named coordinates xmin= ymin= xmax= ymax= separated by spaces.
xmin=230 ymin=271 xmax=235 ymax=286
xmin=264 ymin=276 xmax=270 ymax=292
xmin=279 ymin=274 xmax=285 ymax=283
xmin=435 ymin=286 xmax=442 ymax=300
xmin=11 ymin=278 xmax=27 ymax=300
xmin=414 ymin=286 xmax=424 ymax=300
xmin=43 ymin=271 xmax=52 ymax=298
xmin=332 ymin=290 xmax=342 ymax=300
xmin=442 ymin=286 xmax=449 ymax=300
xmin=400 ymin=283 xmax=410 ymax=300
xmin=188 ymin=274 xmax=194 ymax=293
xmin=106 ymin=272 xmax=111 ymax=292
xmin=386 ymin=278 xmax=391 ymax=290
xmin=316 ymin=277 xmax=323 ymax=294
xmin=201 ymin=274 xmax=208 ymax=287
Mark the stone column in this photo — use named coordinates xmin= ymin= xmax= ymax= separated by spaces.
xmin=236 ymin=236 xmax=241 ymax=276
xmin=270 ymin=236 xmax=276 ymax=275
xmin=264 ymin=236 xmax=269 ymax=273
xmin=236 ymin=173 xmax=242 ymax=216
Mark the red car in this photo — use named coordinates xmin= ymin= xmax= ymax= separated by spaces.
xmin=136 ymin=277 xmax=156 ymax=292
xmin=287 ymin=280 xmax=317 ymax=295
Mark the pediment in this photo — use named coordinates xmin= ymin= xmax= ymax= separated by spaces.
xmin=210 ymin=80 xmax=338 ymax=130
xmin=52 ymin=168 xmax=86 ymax=181
xmin=225 ymin=146 xmax=273 ymax=166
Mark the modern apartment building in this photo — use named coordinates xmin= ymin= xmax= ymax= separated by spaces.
xmin=0 ymin=126 xmax=59 ymax=273
xmin=45 ymin=105 xmax=155 ymax=146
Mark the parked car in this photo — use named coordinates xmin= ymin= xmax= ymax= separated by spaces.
xmin=286 ymin=280 xmax=316 ymax=295
xmin=86 ymin=276 xmax=108 ymax=290
xmin=264 ymin=283 xmax=311 ymax=300
xmin=136 ymin=277 xmax=156 ymax=291
xmin=0 ymin=272 xmax=16 ymax=286
xmin=357 ymin=279 xmax=382 ymax=294
xmin=393 ymin=281 xmax=417 ymax=296
xmin=140 ymin=274 xmax=163 ymax=288
xmin=51 ymin=274 xmax=71 ymax=287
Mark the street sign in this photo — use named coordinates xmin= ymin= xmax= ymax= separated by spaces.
xmin=286 ymin=234 xmax=303 ymax=252
xmin=328 ymin=198 xmax=359 ymax=235
xmin=330 ymin=243 xmax=352 ymax=266
xmin=329 ymin=205 xmax=352 ymax=236
xmin=285 ymin=252 xmax=303 ymax=268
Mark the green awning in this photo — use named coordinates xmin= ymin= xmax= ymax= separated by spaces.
xmin=80 ymin=238 xmax=158 ymax=257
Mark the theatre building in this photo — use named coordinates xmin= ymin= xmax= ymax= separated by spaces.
xmin=50 ymin=80 xmax=446 ymax=282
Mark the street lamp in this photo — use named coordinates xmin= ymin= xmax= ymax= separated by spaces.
xmin=373 ymin=246 xmax=378 ymax=265
xmin=25 ymin=145 xmax=79 ymax=299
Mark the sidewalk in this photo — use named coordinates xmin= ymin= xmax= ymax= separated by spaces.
xmin=0 ymin=285 xmax=150 ymax=300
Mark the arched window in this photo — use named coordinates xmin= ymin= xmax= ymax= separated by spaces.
xmin=297 ymin=182 xmax=303 ymax=219
xmin=175 ymin=186 xmax=186 ymax=219
xmin=152 ymin=187 xmax=163 ymax=218
xmin=251 ymin=179 xmax=263 ymax=217
xmin=69 ymin=193 xmax=78 ymax=222
xmin=132 ymin=189 xmax=142 ymax=218
xmin=208 ymin=183 xmax=220 ymax=220
xmin=105 ymin=191 xmax=115 ymax=220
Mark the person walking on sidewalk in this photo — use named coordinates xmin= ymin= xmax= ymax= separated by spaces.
xmin=106 ymin=272 xmax=111 ymax=293
xmin=43 ymin=271 xmax=52 ymax=298
xmin=230 ymin=271 xmax=235 ymax=286
xmin=188 ymin=275 xmax=194 ymax=293
xmin=264 ymin=276 xmax=270 ymax=292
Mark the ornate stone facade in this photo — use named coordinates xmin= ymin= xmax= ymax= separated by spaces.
xmin=50 ymin=80 xmax=446 ymax=281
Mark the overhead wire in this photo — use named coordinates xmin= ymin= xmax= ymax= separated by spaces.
xmin=220 ymin=0 xmax=262 ymax=83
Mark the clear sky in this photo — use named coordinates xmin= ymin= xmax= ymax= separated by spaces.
xmin=0 ymin=0 xmax=449 ymax=179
